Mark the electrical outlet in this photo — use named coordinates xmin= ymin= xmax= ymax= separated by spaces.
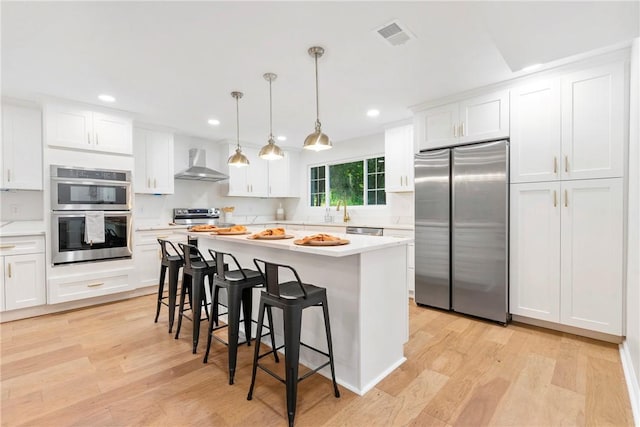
xmin=10 ymin=204 xmax=18 ymax=215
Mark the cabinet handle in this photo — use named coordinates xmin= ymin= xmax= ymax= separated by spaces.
xmin=7 ymin=263 xmax=11 ymax=278
xmin=95 ymin=134 xmax=99 ymax=145
xmin=553 ymin=190 xmax=557 ymax=207
xmin=156 ymin=235 xmax=169 ymax=239
xmin=148 ymin=178 xmax=151 ymax=188
xmin=460 ymin=122 xmax=465 ymax=137
xmin=564 ymin=190 xmax=568 ymax=207
xmin=247 ymin=184 xmax=250 ymax=192
xmin=553 ymin=157 xmax=558 ymax=174
xmin=564 ymin=155 xmax=569 ymax=173
xmin=269 ymin=185 xmax=272 ymax=194
xmin=7 ymin=169 xmax=10 ymax=182
xmin=88 ymin=132 xmax=91 ymax=144
xmin=0 ymin=244 xmax=16 ymax=249
xmin=250 ymin=184 xmax=253 ymax=192
xmin=87 ymin=282 xmax=104 ymax=288
xmin=453 ymin=124 xmax=458 ymax=137
xmin=154 ymin=178 xmax=157 ymax=188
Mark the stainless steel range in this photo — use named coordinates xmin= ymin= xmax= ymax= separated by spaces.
xmin=173 ymin=208 xmax=231 ymax=226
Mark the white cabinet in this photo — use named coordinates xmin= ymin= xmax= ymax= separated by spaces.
xmin=510 ymin=179 xmax=623 ymax=335
xmin=1 ymin=104 xmax=43 ymax=190
xmin=48 ymin=268 xmax=134 ymax=304
xmin=133 ymin=128 xmax=174 ymax=194
xmin=385 ymin=124 xmax=414 ymax=192
xmin=561 ymin=62 xmax=624 ymax=180
xmin=268 ymin=150 xmax=300 ymax=198
xmin=45 ymin=104 xmax=132 ymax=154
xmin=0 ymin=235 xmax=46 ymax=311
xmin=416 ymin=90 xmax=509 ymax=150
xmin=383 ymin=228 xmax=415 ymax=298
xmin=510 ymin=62 xmax=624 ymax=183
xmin=510 ymin=80 xmax=562 ymax=183
xmin=133 ymin=229 xmax=186 ymax=287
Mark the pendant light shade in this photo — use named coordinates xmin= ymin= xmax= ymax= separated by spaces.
xmin=227 ymin=91 xmax=250 ymax=167
xmin=259 ymin=73 xmax=284 ymax=160
xmin=303 ymin=46 xmax=332 ymax=151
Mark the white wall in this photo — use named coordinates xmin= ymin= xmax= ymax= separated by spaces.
xmin=625 ymin=37 xmax=640 ymax=409
xmin=284 ymin=132 xmax=414 ymax=225
xmin=0 ymin=190 xmax=43 ymax=221
xmin=134 ymin=134 xmax=283 ymax=226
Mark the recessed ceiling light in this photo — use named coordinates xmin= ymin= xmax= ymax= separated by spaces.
xmin=276 ymin=135 xmax=287 ymax=141
xmin=367 ymin=109 xmax=380 ymax=117
xmin=521 ymin=63 xmax=543 ymax=72
xmin=207 ymin=119 xmax=220 ymax=126
xmin=98 ymin=94 xmax=116 ymax=103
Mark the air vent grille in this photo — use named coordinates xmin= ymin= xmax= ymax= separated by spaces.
xmin=376 ymin=20 xmax=415 ymax=46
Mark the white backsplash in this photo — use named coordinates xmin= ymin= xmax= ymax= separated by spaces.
xmin=0 ymin=190 xmax=44 ymax=221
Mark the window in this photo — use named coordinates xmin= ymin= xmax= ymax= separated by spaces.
xmin=309 ymin=156 xmax=385 ymax=207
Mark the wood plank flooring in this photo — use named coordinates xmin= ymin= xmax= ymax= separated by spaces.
xmin=1 ymin=295 xmax=633 ymax=426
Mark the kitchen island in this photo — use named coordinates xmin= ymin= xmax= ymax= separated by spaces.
xmin=183 ymin=228 xmax=412 ymax=395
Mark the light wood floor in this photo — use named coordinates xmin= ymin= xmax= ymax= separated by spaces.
xmin=1 ymin=294 xmax=633 ymax=426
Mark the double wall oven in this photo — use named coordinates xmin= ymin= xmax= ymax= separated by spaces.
xmin=51 ymin=165 xmax=133 ymax=265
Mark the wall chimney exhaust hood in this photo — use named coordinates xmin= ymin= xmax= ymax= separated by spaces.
xmin=174 ymin=148 xmax=229 ymax=181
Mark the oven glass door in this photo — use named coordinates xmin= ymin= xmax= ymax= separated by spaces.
xmin=52 ymin=211 xmax=132 ymax=264
xmin=52 ymin=181 xmax=130 ymax=210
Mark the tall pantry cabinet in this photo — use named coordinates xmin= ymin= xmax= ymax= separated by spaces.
xmin=509 ymin=60 xmax=626 ymax=335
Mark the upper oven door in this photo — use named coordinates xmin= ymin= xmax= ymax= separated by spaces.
xmin=51 ymin=178 xmax=131 ymax=210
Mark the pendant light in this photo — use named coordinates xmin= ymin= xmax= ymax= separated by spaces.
xmin=259 ymin=73 xmax=284 ymax=160
xmin=303 ymin=46 xmax=332 ymax=151
xmin=227 ymin=91 xmax=250 ymax=167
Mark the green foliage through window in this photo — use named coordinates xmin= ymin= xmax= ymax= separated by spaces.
xmin=309 ymin=156 xmax=385 ymax=207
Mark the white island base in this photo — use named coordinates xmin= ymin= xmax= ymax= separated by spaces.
xmin=188 ymin=231 xmax=410 ymax=396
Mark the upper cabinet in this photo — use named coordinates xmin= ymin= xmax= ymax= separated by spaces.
xmin=415 ymin=89 xmax=509 ymax=151
xmin=133 ymin=128 xmax=174 ymax=194
xmin=385 ymin=124 xmax=414 ymax=192
xmin=227 ymin=144 xmax=299 ymax=198
xmin=45 ymin=103 xmax=132 ymax=155
xmin=511 ymin=62 xmax=624 ymax=183
xmin=1 ymin=104 xmax=43 ymax=190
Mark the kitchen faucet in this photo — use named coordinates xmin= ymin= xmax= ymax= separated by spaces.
xmin=336 ymin=200 xmax=350 ymax=222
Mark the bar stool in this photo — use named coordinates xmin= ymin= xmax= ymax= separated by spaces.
xmin=155 ymin=239 xmax=190 ymax=333
xmin=203 ymin=250 xmax=276 ymax=385
xmin=248 ymin=259 xmax=340 ymax=427
xmin=174 ymin=243 xmax=216 ymax=354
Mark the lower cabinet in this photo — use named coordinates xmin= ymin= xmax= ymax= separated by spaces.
xmin=0 ymin=235 xmax=46 ymax=311
xmin=48 ymin=268 xmax=134 ymax=304
xmin=381 ymin=228 xmax=415 ymax=298
xmin=133 ymin=230 xmax=187 ymax=288
xmin=510 ymin=178 xmax=623 ymax=335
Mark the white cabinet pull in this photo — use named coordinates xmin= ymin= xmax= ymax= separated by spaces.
xmin=553 ymin=157 xmax=558 ymax=174
xmin=87 ymin=282 xmax=104 ymax=288
xmin=0 ymin=244 xmax=16 ymax=249
xmin=88 ymin=132 xmax=91 ymax=144
xmin=7 ymin=263 xmax=11 ymax=278
xmin=553 ymin=190 xmax=557 ymax=207
xmin=453 ymin=124 xmax=458 ymax=137
xmin=7 ymin=169 xmax=11 ymax=182
xmin=564 ymin=190 xmax=568 ymax=207
xmin=564 ymin=155 xmax=569 ymax=173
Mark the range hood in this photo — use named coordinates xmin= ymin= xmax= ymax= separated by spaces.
xmin=174 ymin=148 xmax=229 ymax=182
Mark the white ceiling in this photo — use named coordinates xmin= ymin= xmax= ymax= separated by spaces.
xmin=2 ymin=1 xmax=638 ymax=148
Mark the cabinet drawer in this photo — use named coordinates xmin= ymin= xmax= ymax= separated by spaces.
xmin=0 ymin=235 xmax=45 ymax=256
xmin=135 ymin=230 xmax=185 ymax=246
xmin=48 ymin=268 xmax=134 ymax=304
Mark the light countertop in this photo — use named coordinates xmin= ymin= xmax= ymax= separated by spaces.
xmin=136 ymin=221 xmax=413 ymax=232
xmin=180 ymin=227 xmax=413 ymax=258
xmin=0 ymin=221 xmax=46 ymax=237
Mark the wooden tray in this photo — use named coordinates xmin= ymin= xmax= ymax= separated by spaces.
xmin=293 ymin=239 xmax=350 ymax=246
xmin=248 ymin=234 xmax=294 ymax=240
xmin=213 ymin=230 xmax=250 ymax=235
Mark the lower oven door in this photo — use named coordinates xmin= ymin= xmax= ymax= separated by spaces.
xmin=51 ymin=211 xmax=132 ymax=265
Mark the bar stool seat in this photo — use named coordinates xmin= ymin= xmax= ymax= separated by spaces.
xmin=203 ymin=250 xmax=277 ymax=385
xmin=174 ymin=243 xmax=217 ymax=354
xmin=248 ymin=259 xmax=340 ymax=427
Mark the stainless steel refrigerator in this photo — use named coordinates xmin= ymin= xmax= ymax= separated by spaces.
xmin=414 ymin=140 xmax=509 ymax=324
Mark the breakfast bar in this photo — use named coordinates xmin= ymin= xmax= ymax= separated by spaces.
xmin=183 ymin=228 xmax=412 ymax=395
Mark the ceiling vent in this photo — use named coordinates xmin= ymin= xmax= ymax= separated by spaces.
xmin=376 ymin=20 xmax=415 ymax=46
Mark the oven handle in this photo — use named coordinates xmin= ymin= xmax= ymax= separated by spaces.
xmin=51 ymin=178 xmax=132 ymax=186
xmin=51 ymin=210 xmax=132 ymax=217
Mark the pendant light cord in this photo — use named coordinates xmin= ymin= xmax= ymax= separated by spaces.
xmin=315 ymin=53 xmax=321 ymax=129
xmin=236 ymin=95 xmax=241 ymax=150
xmin=269 ymin=77 xmax=274 ymax=139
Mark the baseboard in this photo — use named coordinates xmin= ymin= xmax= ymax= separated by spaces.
xmin=620 ymin=341 xmax=640 ymax=425
xmin=511 ymin=314 xmax=623 ymax=344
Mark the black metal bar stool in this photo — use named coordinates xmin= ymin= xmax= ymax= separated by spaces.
xmin=174 ymin=243 xmax=216 ymax=354
xmin=248 ymin=259 xmax=340 ymax=427
xmin=203 ymin=250 xmax=276 ymax=385
xmin=155 ymin=239 xmax=189 ymax=333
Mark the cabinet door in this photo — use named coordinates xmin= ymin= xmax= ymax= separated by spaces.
xmin=509 ymin=182 xmax=561 ymax=322
xmin=561 ymin=62 xmax=624 ymax=180
xmin=245 ymin=147 xmax=268 ymax=197
xmin=560 ymin=178 xmax=623 ymax=335
xmin=268 ymin=152 xmax=290 ymax=197
xmin=133 ymin=128 xmax=150 ymax=192
xmin=145 ymin=130 xmax=174 ymax=194
xmin=45 ymin=104 xmax=93 ymax=149
xmin=459 ymin=89 xmax=510 ymax=144
xmin=416 ymin=102 xmax=458 ymax=150
xmin=134 ymin=244 xmax=162 ymax=287
xmin=510 ymin=80 xmax=562 ymax=183
xmin=227 ymin=145 xmax=250 ymax=196
xmin=1 ymin=104 xmax=43 ymax=190
xmin=0 ymin=261 xmax=4 ymax=312
xmin=385 ymin=124 xmax=414 ymax=192
xmin=92 ymin=112 xmax=133 ymax=154
xmin=4 ymin=253 xmax=45 ymax=310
